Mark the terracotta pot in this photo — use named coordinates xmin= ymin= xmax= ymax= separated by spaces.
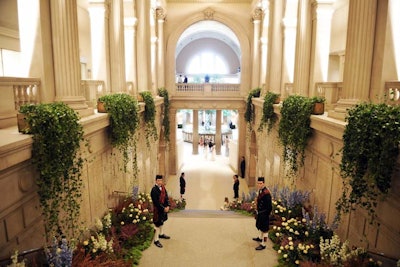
xmin=274 ymin=97 xmax=281 ymax=104
xmin=17 ymin=113 xmax=30 ymax=133
xmin=97 ymin=101 xmax=107 ymax=113
xmin=312 ymin=102 xmax=324 ymax=115
xmin=137 ymin=94 xmax=144 ymax=102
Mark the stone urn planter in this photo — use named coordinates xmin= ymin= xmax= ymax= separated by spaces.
xmin=312 ymin=102 xmax=325 ymax=115
xmin=17 ymin=113 xmax=30 ymax=133
xmin=97 ymin=101 xmax=107 ymax=113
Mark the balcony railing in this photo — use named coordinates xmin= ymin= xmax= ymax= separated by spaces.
xmin=175 ymin=83 xmax=240 ymax=97
xmin=80 ymin=79 xmax=106 ymax=107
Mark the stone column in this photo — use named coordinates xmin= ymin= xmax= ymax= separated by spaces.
xmin=329 ymin=0 xmax=378 ymax=120
xmin=151 ymin=36 xmax=158 ymax=93
xmin=293 ymin=0 xmax=312 ymax=96
xmin=266 ymin=0 xmax=284 ymax=95
xmin=309 ymin=0 xmax=334 ymax=94
xmin=50 ymin=0 xmax=87 ymax=110
xmin=156 ymin=8 xmax=166 ymax=88
xmin=169 ymin=108 xmax=177 ymax=175
xmin=215 ymin=110 xmax=222 ymax=155
xmin=108 ymin=0 xmax=126 ymax=92
xmin=89 ymin=1 xmax=111 ymax=93
xmin=192 ymin=110 xmax=199 ymax=155
xmin=281 ymin=0 xmax=298 ymax=97
xmin=251 ymin=8 xmax=262 ymax=89
xmin=136 ymin=0 xmax=152 ymax=92
xmin=259 ymin=5 xmax=269 ymax=89
xmin=124 ymin=17 xmax=138 ymax=95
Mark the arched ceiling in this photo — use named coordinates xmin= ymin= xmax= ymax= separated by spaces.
xmin=175 ymin=21 xmax=241 ymax=59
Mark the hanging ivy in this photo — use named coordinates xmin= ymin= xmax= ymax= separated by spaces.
xmin=244 ymin=87 xmax=261 ymax=125
xmin=336 ymin=103 xmax=400 ymax=221
xmin=278 ymin=95 xmax=314 ymax=176
xmin=19 ymin=102 xmax=84 ymax=240
xmin=258 ymin=92 xmax=280 ymax=133
xmin=98 ymin=93 xmax=139 ymax=173
xmin=140 ymin=91 xmax=158 ymax=148
xmin=157 ymin=87 xmax=170 ymax=143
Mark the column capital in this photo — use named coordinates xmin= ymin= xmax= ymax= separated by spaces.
xmin=252 ymin=8 xmax=263 ymax=22
xmin=156 ymin=7 xmax=166 ymax=21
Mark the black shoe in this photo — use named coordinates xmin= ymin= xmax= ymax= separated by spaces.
xmin=154 ymin=240 xmax=163 ymax=248
xmin=252 ymin=237 xmax=262 ymax=242
xmin=159 ymin=234 xmax=171 ymax=239
xmin=255 ymin=244 xmax=266 ymax=250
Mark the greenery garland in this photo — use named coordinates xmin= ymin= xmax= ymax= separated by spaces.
xmin=98 ymin=93 xmax=139 ymax=173
xmin=258 ymin=92 xmax=280 ymax=133
xmin=140 ymin=91 xmax=158 ymax=148
xmin=278 ymin=95 xmax=314 ymax=176
xmin=244 ymin=87 xmax=261 ymax=125
xmin=19 ymin=102 xmax=84 ymax=240
xmin=336 ymin=103 xmax=400 ymax=221
xmin=157 ymin=88 xmax=170 ymax=143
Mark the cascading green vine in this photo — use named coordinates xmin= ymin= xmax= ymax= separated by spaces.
xmin=258 ymin=92 xmax=280 ymax=133
xmin=19 ymin=102 xmax=84 ymax=241
xmin=98 ymin=93 xmax=139 ymax=173
xmin=336 ymin=103 xmax=400 ymax=221
xmin=244 ymin=87 xmax=261 ymax=125
xmin=140 ymin=91 xmax=158 ymax=148
xmin=278 ymin=95 xmax=314 ymax=177
xmin=157 ymin=88 xmax=170 ymax=143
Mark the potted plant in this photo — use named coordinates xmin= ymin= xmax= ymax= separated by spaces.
xmin=258 ymin=91 xmax=280 ymax=133
xmin=278 ymin=95 xmax=314 ymax=176
xmin=336 ymin=103 xmax=400 ymax=221
xmin=311 ymin=96 xmax=326 ymax=115
xmin=157 ymin=87 xmax=170 ymax=143
xmin=98 ymin=93 xmax=139 ymax=172
xmin=244 ymin=87 xmax=261 ymax=125
xmin=19 ymin=102 xmax=85 ymax=240
xmin=139 ymin=91 xmax=158 ymax=148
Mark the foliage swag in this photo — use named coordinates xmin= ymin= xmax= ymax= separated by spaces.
xmin=336 ymin=103 xmax=400 ymax=221
xmin=98 ymin=93 xmax=139 ymax=173
xmin=244 ymin=87 xmax=261 ymax=125
xmin=278 ymin=95 xmax=314 ymax=176
xmin=258 ymin=91 xmax=280 ymax=133
xmin=157 ymin=88 xmax=170 ymax=143
xmin=19 ymin=102 xmax=84 ymax=240
xmin=139 ymin=91 xmax=158 ymax=148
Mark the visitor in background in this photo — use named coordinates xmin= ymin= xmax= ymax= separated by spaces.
xmin=178 ymin=74 xmax=183 ymax=83
xmin=150 ymin=175 xmax=171 ymax=248
xmin=253 ymin=177 xmax=272 ymax=251
xmin=220 ymin=197 xmax=230 ymax=211
xmin=240 ymin=156 xmax=246 ymax=178
xmin=233 ymin=174 xmax=239 ymax=200
xmin=179 ymin=172 xmax=186 ymax=199
xmin=183 ymin=75 xmax=188 ymax=83
xmin=225 ymin=135 xmax=230 ymax=157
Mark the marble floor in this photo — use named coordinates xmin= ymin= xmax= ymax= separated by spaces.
xmin=139 ymin=143 xmax=278 ymax=267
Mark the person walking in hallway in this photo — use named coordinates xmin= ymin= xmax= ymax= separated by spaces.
xmin=179 ymin=172 xmax=186 ymax=199
xmin=150 ymin=175 xmax=171 ymax=248
xmin=233 ymin=174 xmax=240 ymax=200
xmin=240 ymin=156 xmax=246 ymax=178
xmin=253 ymin=177 xmax=272 ymax=251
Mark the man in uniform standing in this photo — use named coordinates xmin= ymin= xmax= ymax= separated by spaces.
xmin=253 ymin=177 xmax=272 ymax=250
xmin=151 ymin=175 xmax=171 ymax=248
xmin=179 ymin=172 xmax=186 ymax=199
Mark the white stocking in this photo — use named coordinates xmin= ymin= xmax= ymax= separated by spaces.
xmin=154 ymin=227 xmax=160 ymax=241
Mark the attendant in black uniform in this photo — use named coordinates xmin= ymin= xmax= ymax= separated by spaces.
xmin=240 ymin=156 xmax=246 ymax=178
xmin=179 ymin=172 xmax=186 ymax=199
xmin=252 ymin=177 xmax=272 ymax=250
xmin=233 ymin=174 xmax=239 ymax=199
xmin=151 ymin=175 xmax=171 ymax=248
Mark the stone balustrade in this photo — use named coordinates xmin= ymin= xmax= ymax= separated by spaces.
xmin=386 ymin=81 xmax=400 ymax=105
xmin=80 ymin=79 xmax=106 ymax=107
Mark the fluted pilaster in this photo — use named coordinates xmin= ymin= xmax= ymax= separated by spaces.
xmin=109 ymin=0 xmax=126 ymax=92
xmin=265 ymin=0 xmax=284 ymax=95
xmin=309 ymin=0 xmax=334 ymax=94
xmin=89 ymin=1 xmax=111 ymax=93
xmin=329 ymin=0 xmax=378 ymax=120
xmin=251 ymin=8 xmax=262 ymax=89
xmin=124 ymin=17 xmax=138 ymax=95
xmin=50 ymin=0 xmax=87 ymax=109
xmin=169 ymin=108 xmax=177 ymax=175
xmin=215 ymin=110 xmax=222 ymax=155
xmin=156 ymin=8 xmax=166 ymax=88
xmin=293 ymin=0 xmax=312 ymax=96
xmin=136 ymin=0 xmax=152 ymax=92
